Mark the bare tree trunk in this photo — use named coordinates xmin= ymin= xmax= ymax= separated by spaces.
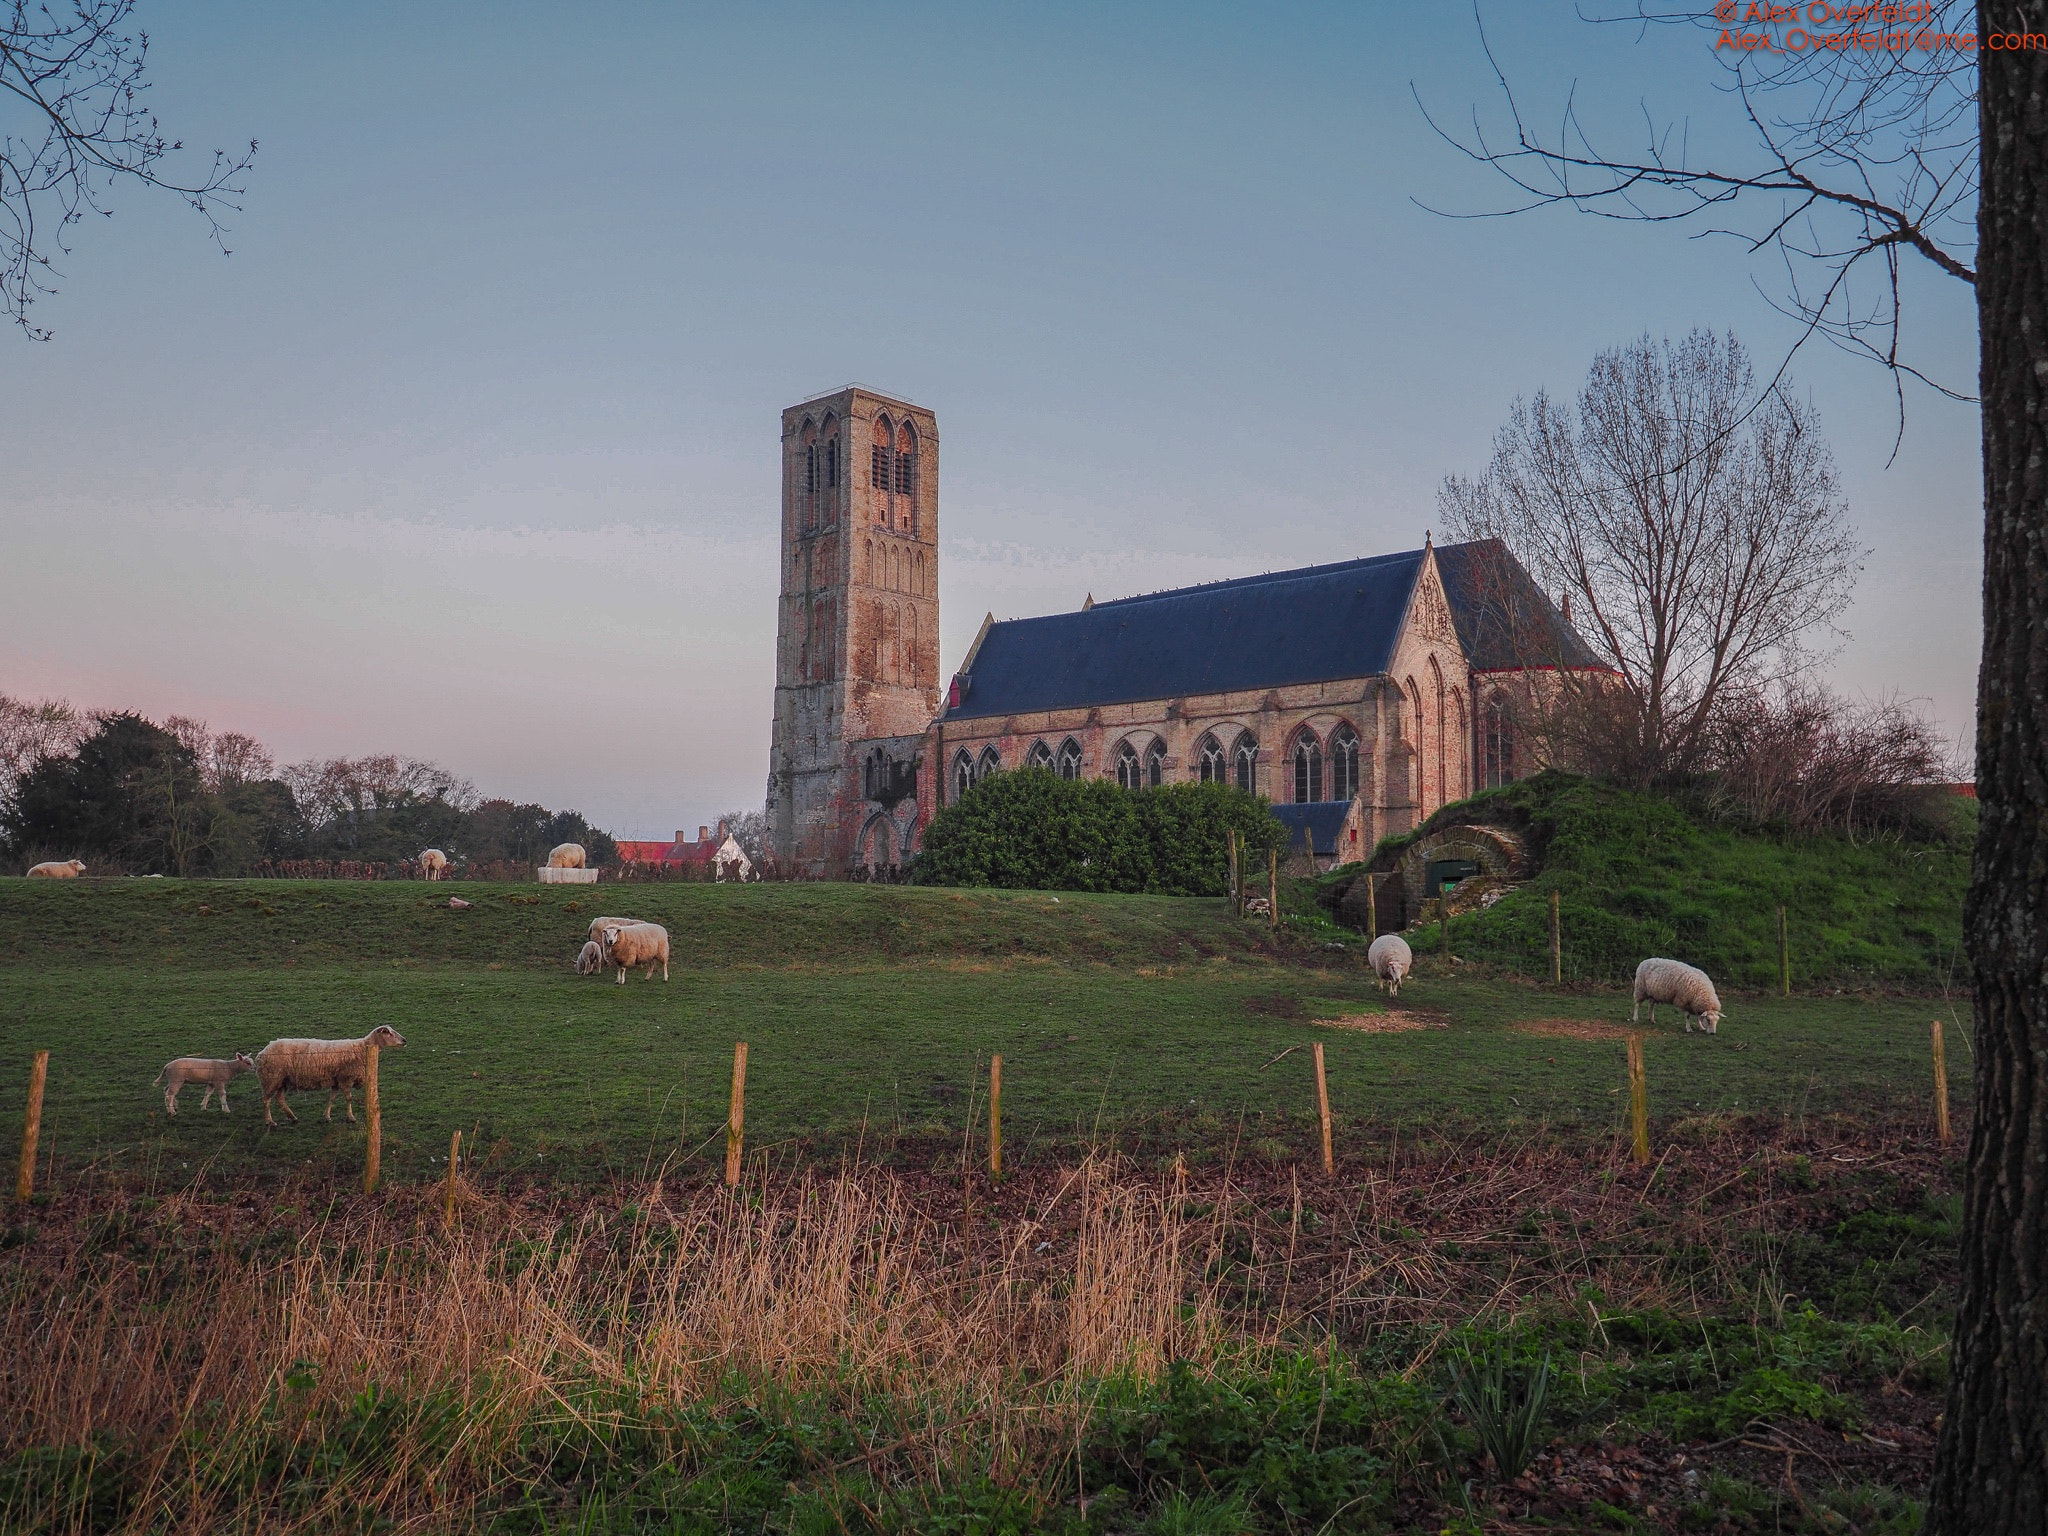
xmin=1929 ymin=9 xmax=2048 ymax=1531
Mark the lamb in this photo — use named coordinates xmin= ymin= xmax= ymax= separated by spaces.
xmin=575 ymin=939 xmax=604 ymax=975
xmin=1367 ymin=934 xmax=1413 ymax=997
xmin=155 ymin=1052 xmax=256 ymax=1115
xmin=1632 ymin=958 xmax=1723 ymax=1035
xmin=419 ymin=848 xmax=449 ymax=880
xmin=547 ymin=843 xmax=586 ymax=869
xmin=599 ymin=921 xmax=669 ymax=983
xmin=256 ymin=1025 xmax=406 ymax=1127
xmin=26 ymin=859 xmax=85 ymax=878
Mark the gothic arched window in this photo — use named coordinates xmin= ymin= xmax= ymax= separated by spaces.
xmin=1145 ymin=737 xmax=1166 ymax=787
xmin=1330 ymin=724 xmax=1360 ymax=803
xmin=1057 ymin=737 xmax=1083 ymax=780
xmin=1482 ymin=693 xmax=1517 ymax=789
xmin=895 ymin=421 xmax=918 ymax=508
xmin=870 ymin=415 xmax=893 ymax=511
xmin=821 ymin=414 xmax=839 ymax=504
xmin=1291 ymin=730 xmax=1324 ymax=803
xmin=1234 ymin=735 xmax=1258 ymax=795
xmin=1026 ymin=740 xmax=1054 ymax=772
xmin=977 ymin=745 xmax=1001 ymax=780
xmin=953 ymin=749 xmax=974 ymax=802
xmin=1195 ymin=732 xmax=1227 ymax=784
xmin=1115 ymin=740 xmax=1142 ymax=790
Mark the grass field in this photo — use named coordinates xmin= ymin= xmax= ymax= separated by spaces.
xmin=0 ymin=876 xmax=1969 ymax=1185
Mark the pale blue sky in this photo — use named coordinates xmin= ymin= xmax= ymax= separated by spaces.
xmin=0 ymin=3 xmax=1981 ymax=835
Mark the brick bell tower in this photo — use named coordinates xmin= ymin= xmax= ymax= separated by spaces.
xmin=766 ymin=386 xmax=940 ymax=877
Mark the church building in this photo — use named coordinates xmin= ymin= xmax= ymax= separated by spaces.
xmin=764 ymin=387 xmax=1599 ymax=879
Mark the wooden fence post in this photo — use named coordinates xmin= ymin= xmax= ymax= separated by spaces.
xmin=724 ymin=1041 xmax=749 ymax=1187
xmin=1267 ymin=849 xmax=1278 ymax=931
xmin=1364 ymin=873 xmax=1377 ymax=939
xmin=989 ymin=1054 xmax=1003 ymax=1181
xmin=1440 ymin=894 xmax=1451 ymax=961
xmin=1777 ymin=905 xmax=1790 ymax=997
xmin=1312 ymin=1041 xmax=1333 ymax=1176
xmin=1626 ymin=1035 xmax=1649 ymax=1166
xmin=1932 ymin=1020 xmax=1951 ymax=1145
xmin=1227 ymin=831 xmax=1240 ymax=916
xmin=15 ymin=1051 xmax=47 ymax=1203
xmin=1549 ymin=891 xmax=1561 ymax=984
xmin=444 ymin=1130 xmax=461 ymax=1227
xmin=363 ymin=1045 xmax=381 ymax=1195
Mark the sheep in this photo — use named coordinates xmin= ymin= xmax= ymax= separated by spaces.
xmin=599 ymin=921 xmax=669 ymax=983
xmin=547 ymin=843 xmax=586 ymax=869
xmin=1367 ymin=934 xmax=1413 ymax=997
xmin=575 ymin=939 xmax=604 ymax=975
xmin=1632 ymin=958 xmax=1723 ymax=1035
xmin=26 ymin=859 xmax=85 ymax=878
xmin=155 ymin=1052 xmax=256 ymax=1115
xmin=419 ymin=848 xmax=449 ymax=881
xmin=587 ymin=915 xmax=645 ymax=943
xmin=256 ymin=1025 xmax=406 ymax=1127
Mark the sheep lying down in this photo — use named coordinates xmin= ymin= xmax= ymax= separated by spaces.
xmin=155 ymin=1053 xmax=255 ymax=1115
xmin=257 ymin=1025 xmax=407 ymax=1127
xmin=1632 ymin=958 xmax=1723 ymax=1035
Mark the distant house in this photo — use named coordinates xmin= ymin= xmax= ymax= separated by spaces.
xmin=617 ymin=823 xmax=756 ymax=881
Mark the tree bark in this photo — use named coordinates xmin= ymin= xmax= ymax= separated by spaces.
xmin=1929 ymin=9 xmax=2048 ymax=1532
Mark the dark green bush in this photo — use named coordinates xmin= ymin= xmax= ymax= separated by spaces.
xmin=913 ymin=770 xmax=1286 ymax=895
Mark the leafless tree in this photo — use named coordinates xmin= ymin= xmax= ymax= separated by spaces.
xmin=282 ymin=754 xmax=478 ymax=825
xmin=1421 ymin=2 xmax=1977 ymax=437
xmin=1441 ymin=329 xmax=1863 ymax=783
xmin=716 ymin=807 xmax=769 ymax=865
xmin=2 ymin=0 xmax=256 ymax=338
xmin=163 ymin=714 xmax=276 ymax=794
xmin=0 ymin=692 xmax=86 ymax=803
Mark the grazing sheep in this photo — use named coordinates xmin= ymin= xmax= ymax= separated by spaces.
xmin=587 ymin=915 xmax=644 ymax=943
xmin=575 ymin=939 xmax=603 ymax=975
xmin=155 ymin=1052 xmax=256 ymax=1115
xmin=547 ymin=843 xmax=586 ymax=869
xmin=1367 ymin=934 xmax=1413 ymax=997
xmin=599 ymin=921 xmax=669 ymax=983
xmin=256 ymin=1025 xmax=407 ymax=1127
xmin=1632 ymin=958 xmax=1723 ymax=1035
xmin=26 ymin=859 xmax=85 ymax=878
xmin=419 ymin=848 xmax=449 ymax=881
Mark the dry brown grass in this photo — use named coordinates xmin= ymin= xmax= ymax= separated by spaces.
xmin=1512 ymin=1016 xmax=1637 ymax=1041
xmin=0 ymin=1121 xmax=1953 ymax=1533
xmin=1312 ymin=1010 xmax=1449 ymax=1034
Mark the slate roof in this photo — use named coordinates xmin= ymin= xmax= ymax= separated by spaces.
xmin=1270 ymin=802 xmax=1352 ymax=857
xmin=942 ymin=539 xmax=1595 ymax=723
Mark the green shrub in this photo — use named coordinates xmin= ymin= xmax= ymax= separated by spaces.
xmin=914 ymin=771 xmax=1286 ymax=895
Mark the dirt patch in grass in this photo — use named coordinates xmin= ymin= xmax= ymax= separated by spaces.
xmin=1242 ymin=992 xmax=1304 ymax=1019
xmin=1514 ymin=1016 xmax=1635 ymax=1041
xmin=1313 ymin=1009 xmax=1449 ymax=1034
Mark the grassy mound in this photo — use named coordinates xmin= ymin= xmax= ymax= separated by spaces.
xmin=1360 ymin=773 xmax=1970 ymax=990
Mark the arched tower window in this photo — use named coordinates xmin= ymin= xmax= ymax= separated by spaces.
xmin=953 ymin=749 xmax=974 ymax=802
xmin=870 ymin=415 xmax=893 ymax=514
xmin=977 ymin=745 xmax=1001 ymax=780
xmin=1195 ymin=732 xmax=1227 ymax=784
xmin=1115 ymin=740 xmax=1142 ymax=789
xmin=905 ymin=607 xmax=919 ymax=682
xmin=799 ymin=418 xmax=818 ymax=530
xmin=1026 ymin=740 xmax=1054 ymax=772
xmin=1330 ymin=724 xmax=1360 ymax=803
xmin=1145 ymin=737 xmax=1166 ymax=787
xmin=1405 ymin=678 xmax=1425 ymax=811
xmin=1291 ymin=729 xmax=1324 ymax=803
xmin=1234 ymin=734 xmax=1258 ymax=795
xmin=820 ymin=413 xmax=839 ymax=511
xmin=894 ymin=421 xmax=918 ymax=528
xmin=1057 ymin=738 xmax=1083 ymax=780
xmin=1450 ymin=688 xmax=1467 ymax=800
xmin=1430 ymin=658 xmax=1448 ymax=812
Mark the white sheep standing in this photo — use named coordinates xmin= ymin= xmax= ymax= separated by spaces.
xmin=1367 ymin=933 xmax=1413 ymax=997
xmin=600 ymin=921 xmax=669 ymax=983
xmin=256 ymin=1025 xmax=406 ymax=1127
xmin=1632 ymin=958 xmax=1723 ymax=1034
xmin=419 ymin=848 xmax=449 ymax=881
xmin=575 ymin=939 xmax=604 ymax=975
xmin=548 ymin=842 xmax=587 ymax=869
xmin=587 ymin=915 xmax=644 ymax=943
xmin=155 ymin=1052 xmax=256 ymax=1115
xmin=26 ymin=859 xmax=86 ymax=878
